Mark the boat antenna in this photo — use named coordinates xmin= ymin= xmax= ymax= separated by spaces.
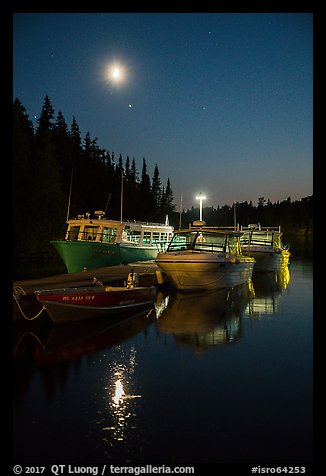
xmin=104 ymin=193 xmax=111 ymax=215
xmin=66 ymin=168 xmax=74 ymax=221
xmin=179 ymin=193 xmax=183 ymax=229
xmin=233 ymin=200 xmax=237 ymax=231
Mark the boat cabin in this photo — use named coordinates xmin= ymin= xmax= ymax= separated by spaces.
xmin=166 ymin=226 xmax=242 ymax=255
xmin=240 ymin=224 xmax=284 ymax=250
xmin=64 ymin=211 xmax=174 ymax=248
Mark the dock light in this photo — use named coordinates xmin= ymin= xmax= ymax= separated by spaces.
xmin=196 ymin=193 xmax=206 ymax=221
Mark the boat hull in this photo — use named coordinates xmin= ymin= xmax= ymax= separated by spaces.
xmin=51 ymin=240 xmax=161 ymax=273
xmin=155 ymin=252 xmax=255 ymax=291
xmin=35 ymin=286 xmax=157 ymax=323
xmin=51 ymin=240 xmax=121 ymax=273
xmin=119 ymin=244 xmax=159 ymax=265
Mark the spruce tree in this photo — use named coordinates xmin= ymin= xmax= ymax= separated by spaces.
xmin=32 ymin=95 xmax=66 ymax=257
xmin=139 ymin=158 xmax=152 ymax=221
xmin=151 ymin=164 xmax=162 ymax=219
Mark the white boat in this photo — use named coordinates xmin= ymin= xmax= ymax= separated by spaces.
xmin=51 ymin=210 xmax=174 ymax=273
xmin=240 ymin=224 xmax=290 ymax=272
xmin=155 ymin=221 xmax=255 ymax=291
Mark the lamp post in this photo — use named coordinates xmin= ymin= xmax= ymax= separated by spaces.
xmin=196 ymin=193 xmax=206 ymax=221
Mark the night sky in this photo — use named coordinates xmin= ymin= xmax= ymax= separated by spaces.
xmin=13 ymin=12 xmax=313 ymax=211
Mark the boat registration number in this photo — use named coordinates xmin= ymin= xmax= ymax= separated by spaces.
xmin=62 ymin=295 xmax=95 ymax=301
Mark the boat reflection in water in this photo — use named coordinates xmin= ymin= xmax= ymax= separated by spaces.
xmin=13 ymin=306 xmax=156 ymax=368
xmin=156 ymin=280 xmax=255 ymax=352
xmin=245 ymin=265 xmax=290 ymax=319
xmin=13 ymin=306 xmax=156 ymax=452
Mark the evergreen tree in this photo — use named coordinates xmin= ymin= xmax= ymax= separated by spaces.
xmin=151 ymin=163 xmax=162 ymax=219
xmin=31 ymin=95 xmax=66 ymax=257
xmin=131 ymin=158 xmax=138 ymax=183
xmin=69 ymin=116 xmax=82 ymax=155
xmin=127 ymin=158 xmax=139 ymax=219
xmin=53 ymin=110 xmax=72 ymax=199
xmin=139 ymin=158 xmax=152 ymax=220
xmin=164 ymin=178 xmax=175 ymax=214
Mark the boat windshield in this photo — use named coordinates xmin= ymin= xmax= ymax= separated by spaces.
xmin=240 ymin=231 xmax=275 ymax=247
xmin=167 ymin=231 xmax=240 ymax=254
xmin=167 ymin=232 xmax=197 ymax=251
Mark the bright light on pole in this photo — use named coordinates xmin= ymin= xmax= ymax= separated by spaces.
xmin=196 ymin=193 xmax=206 ymax=221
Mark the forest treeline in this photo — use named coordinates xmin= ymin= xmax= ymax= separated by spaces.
xmin=14 ymin=95 xmax=312 ymax=265
xmin=13 ymin=95 xmax=175 ymax=262
xmin=181 ymin=195 xmax=313 ymax=234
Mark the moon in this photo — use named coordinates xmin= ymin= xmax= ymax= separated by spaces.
xmin=107 ymin=63 xmax=126 ymax=84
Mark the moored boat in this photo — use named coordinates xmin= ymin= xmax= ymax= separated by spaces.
xmin=34 ymin=274 xmax=157 ymax=324
xmin=240 ymin=224 xmax=290 ymax=272
xmin=155 ymin=221 xmax=255 ymax=291
xmin=51 ymin=210 xmax=174 ymax=273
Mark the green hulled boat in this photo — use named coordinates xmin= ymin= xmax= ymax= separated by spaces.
xmin=51 ymin=210 xmax=174 ymax=274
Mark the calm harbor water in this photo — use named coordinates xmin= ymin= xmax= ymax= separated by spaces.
xmin=13 ymin=240 xmax=313 ymax=466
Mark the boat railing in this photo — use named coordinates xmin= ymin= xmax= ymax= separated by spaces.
xmin=166 ymin=242 xmax=227 ymax=253
xmin=240 ymin=225 xmax=281 ymax=232
xmin=240 ymin=238 xmax=273 ymax=247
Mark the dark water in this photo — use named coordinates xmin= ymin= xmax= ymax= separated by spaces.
xmin=13 ymin=242 xmax=313 ymax=466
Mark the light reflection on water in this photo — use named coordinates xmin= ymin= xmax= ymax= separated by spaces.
xmin=245 ymin=265 xmax=291 ymax=319
xmin=13 ymin=255 xmax=312 ymax=464
xmin=156 ymin=280 xmax=255 ymax=352
xmin=102 ymin=346 xmax=142 ymax=443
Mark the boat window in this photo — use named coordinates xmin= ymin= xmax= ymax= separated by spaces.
xmin=226 ymin=235 xmax=241 ymax=254
xmin=143 ymin=232 xmax=152 ymax=244
xmin=102 ymin=227 xmax=117 ymax=243
xmin=66 ymin=226 xmax=80 ymax=241
xmin=193 ymin=232 xmax=225 ymax=252
xmin=251 ymin=232 xmax=273 ymax=246
xmin=240 ymin=231 xmax=251 ymax=246
xmin=124 ymin=229 xmax=141 ymax=244
xmin=152 ymin=232 xmax=160 ymax=243
xmin=167 ymin=232 xmax=196 ymax=251
xmin=241 ymin=231 xmax=273 ymax=246
xmin=155 ymin=232 xmax=171 ymax=251
xmin=82 ymin=226 xmax=99 ymax=241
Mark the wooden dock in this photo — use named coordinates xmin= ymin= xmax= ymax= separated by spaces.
xmin=13 ymin=262 xmax=164 ymax=323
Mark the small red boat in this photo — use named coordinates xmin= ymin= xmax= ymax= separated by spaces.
xmin=35 ymin=276 xmax=157 ymax=324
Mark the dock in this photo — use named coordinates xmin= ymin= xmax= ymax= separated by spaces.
xmin=13 ymin=261 xmax=164 ymax=323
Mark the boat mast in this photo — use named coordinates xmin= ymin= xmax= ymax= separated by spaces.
xmin=66 ymin=168 xmax=74 ymax=221
xmin=233 ymin=200 xmax=237 ymax=230
xmin=104 ymin=193 xmax=111 ymax=215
